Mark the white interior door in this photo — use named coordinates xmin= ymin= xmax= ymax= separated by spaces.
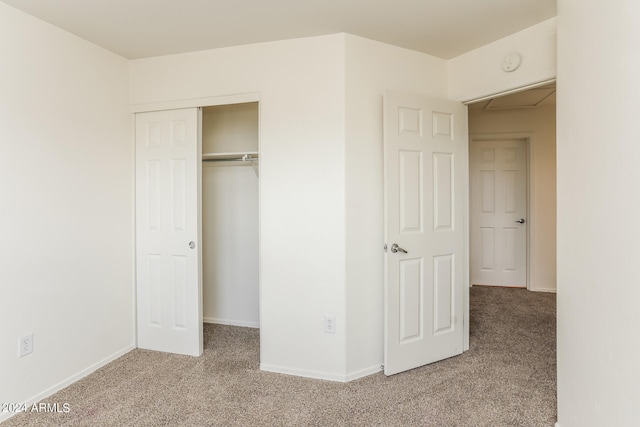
xmin=383 ymin=91 xmax=468 ymax=376
xmin=470 ymin=139 xmax=527 ymax=287
xmin=135 ymin=108 xmax=203 ymax=356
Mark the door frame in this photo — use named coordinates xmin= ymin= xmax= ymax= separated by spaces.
xmin=132 ymin=92 xmax=262 ymax=352
xmin=469 ymin=132 xmax=532 ymax=290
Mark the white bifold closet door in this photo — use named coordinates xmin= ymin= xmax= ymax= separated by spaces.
xmin=135 ymin=108 xmax=203 ymax=357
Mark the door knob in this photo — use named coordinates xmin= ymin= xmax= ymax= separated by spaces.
xmin=189 ymin=241 xmax=196 ymax=249
xmin=390 ymin=243 xmax=408 ymax=254
xmin=515 ymin=219 xmax=526 ymax=224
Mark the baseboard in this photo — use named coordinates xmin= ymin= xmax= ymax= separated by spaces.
xmin=260 ymin=363 xmax=347 ymax=382
xmin=530 ymin=287 xmax=557 ymax=293
xmin=259 ymin=363 xmax=381 ymax=383
xmin=0 ymin=345 xmax=134 ymax=424
xmin=345 ymin=364 xmax=383 ymax=382
xmin=203 ymin=317 xmax=259 ymax=328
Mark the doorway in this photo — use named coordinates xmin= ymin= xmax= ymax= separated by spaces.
xmin=467 ymin=84 xmax=557 ymax=292
xmin=202 ymin=102 xmax=260 ymax=328
xmin=134 ymin=97 xmax=261 ymax=356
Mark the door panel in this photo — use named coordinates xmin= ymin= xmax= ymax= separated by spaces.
xmin=399 ymin=150 xmax=423 ymax=233
xmin=399 ymin=258 xmax=422 ymax=341
xmin=434 ymin=254 xmax=454 ymax=334
xmin=384 ymin=92 xmax=468 ymax=376
xmin=135 ymin=108 xmax=202 ymax=356
xmin=470 ymin=139 xmax=527 ymax=287
xmin=434 ymin=153 xmax=453 ymax=230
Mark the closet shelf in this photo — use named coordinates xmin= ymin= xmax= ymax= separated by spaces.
xmin=202 ymin=151 xmax=258 ymax=162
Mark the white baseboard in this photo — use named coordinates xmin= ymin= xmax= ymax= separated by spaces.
xmin=261 ymin=363 xmax=347 ymax=382
xmin=260 ymin=363 xmax=381 ymax=383
xmin=0 ymin=345 xmax=134 ymax=424
xmin=203 ymin=317 xmax=259 ymax=328
xmin=530 ymin=287 xmax=557 ymax=293
xmin=345 ymin=364 xmax=383 ymax=382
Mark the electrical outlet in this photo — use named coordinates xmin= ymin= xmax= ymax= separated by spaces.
xmin=19 ymin=334 xmax=33 ymax=357
xmin=324 ymin=315 xmax=336 ymax=334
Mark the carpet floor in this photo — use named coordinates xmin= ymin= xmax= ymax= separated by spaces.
xmin=3 ymin=286 xmax=556 ymax=426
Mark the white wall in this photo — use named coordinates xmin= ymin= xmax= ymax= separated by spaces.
xmin=0 ymin=3 xmax=565 ymax=408
xmin=130 ymin=35 xmax=348 ymax=379
xmin=131 ymin=34 xmax=452 ymax=381
xmin=469 ymin=105 xmax=556 ymax=292
xmin=448 ymin=18 xmax=556 ymax=102
xmin=202 ymin=104 xmax=259 ymax=327
xmin=0 ymin=3 xmax=132 ymax=420
xmin=556 ymin=1 xmax=640 ymax=425
xmin=343 ymin=34 xmax=448 ymax=377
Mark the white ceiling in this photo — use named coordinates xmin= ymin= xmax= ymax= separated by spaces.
xmin=469 ymin=83 xmax=556 ymax=110
xmin=1 ymin=0 xmax=556 ymax=60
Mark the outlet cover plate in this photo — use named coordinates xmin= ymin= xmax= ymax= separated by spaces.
xmin=324 ymin=315 xmax=336 ymax=334
xmin=19 ymin=334 xmax=33 ymax=357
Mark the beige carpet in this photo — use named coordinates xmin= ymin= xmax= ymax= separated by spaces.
xmin=3 ymin=286 xmax=556 ymax=426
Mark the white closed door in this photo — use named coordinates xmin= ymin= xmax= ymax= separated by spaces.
xmin=135 ymin=108 xmax=203 ymax=356
xmin=470 ymin=139 xmax=527 ymax=287
xmin=383 ymin=91 xmax=468 ymax=376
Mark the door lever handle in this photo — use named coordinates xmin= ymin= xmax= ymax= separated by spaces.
xmin=390 ymin=243 xmax=408 ymax=254
xmin=515 ymin=218 xmax=526 ymax=224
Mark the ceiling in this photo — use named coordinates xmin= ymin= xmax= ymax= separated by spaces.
xmin=469 ymin=83 xmax=556 ymax=110
xmin=0 ymin=0 xmax=556 ymax=60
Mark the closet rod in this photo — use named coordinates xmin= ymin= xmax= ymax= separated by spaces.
xmin=202 ymin=155 xmax=259 ymax=163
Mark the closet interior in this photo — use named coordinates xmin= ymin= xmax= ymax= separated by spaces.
xmin=202 ymin=102 xmax=259 ymax=328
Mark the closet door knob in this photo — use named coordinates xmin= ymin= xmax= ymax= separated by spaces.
xmin=188 ymin=241 xmax=196 ymax=249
